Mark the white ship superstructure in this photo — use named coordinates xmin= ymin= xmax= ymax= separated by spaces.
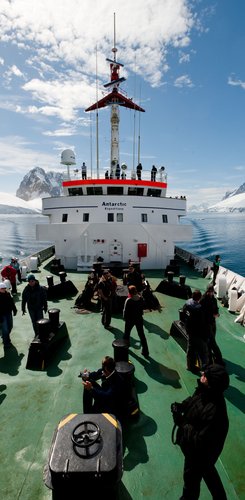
xmin=37 ymin=24 xmax=192 ymax=270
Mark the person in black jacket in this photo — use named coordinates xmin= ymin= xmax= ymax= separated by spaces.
xmin=212 ymin=255 xmax=221 ymax=286
xmin=123 ymin=285 xmax=149 ymax=357
xmin=97 ymin=270 xmax=114 ymax=329
xmin=126 ymin=266 xmax=144 ymax=292
xmin=22 ymin=274 xmax=47 ymax=334
xmin=182 ymin=289 xmax=209 ymax=372
xmin=81 ymin=356 xmax=127 ymax=421
xmin=171 ymin=364 xmax=229 ymax=499
xmin=200 ymin=285 xmax=224 ymax=365
xmin=0 ymin=281 xmax=17 ymax=348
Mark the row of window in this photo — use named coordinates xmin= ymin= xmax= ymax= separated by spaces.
xmin=68 ymin=187 xmax=162 ymax=197
xmin=62 ymin=213 xmax=168 ymax=223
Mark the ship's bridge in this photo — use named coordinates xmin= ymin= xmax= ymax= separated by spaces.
xmin=62 ymin=178 xmax=171 ymax=198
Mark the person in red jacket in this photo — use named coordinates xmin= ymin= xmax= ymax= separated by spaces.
xmin=1 ymin=264 xmax=17 ymax=294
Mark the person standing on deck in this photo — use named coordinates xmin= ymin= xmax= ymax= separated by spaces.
xmin=123 ymin=285 xmax=149 ymax=358
xmin=171 ymin=364 xmax=229 ymax=500
xmin=81 ymin=162 xmax=87 ymax=180
xmin=212 ymin=255 xmax=221 ymax=286
xmin=97 ymin=271 xmax=113 ymax=329
xmin=0 ymin=282 xmax=17 ymax=348
xmin=151 ymin=165 xmax=157 ymax=181
xmin=182 ymin=289 xmax=209 ymax=373
xmin=10 ymin=257 xmax=22 ymax=283
xmin=126 ymin=265 xmax=144 ymax=292
xmin=21 ymin=274 xmax=48 ymax=334
xmin=200 ymin=284 xmax=224 ymax=365
xmin=115 ymin=163 xmax=120 ymax=179
xmin=1 ymin=264 xmax=17 ymax=295
xmin=136 ymin=163 xmax=142 ymax=180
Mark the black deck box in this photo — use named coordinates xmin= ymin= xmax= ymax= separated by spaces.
xmin=44 ymin=413 xmax=123 ymax=496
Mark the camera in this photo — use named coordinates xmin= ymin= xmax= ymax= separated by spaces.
xmin=171 ymin=402 xmax=183 ymax=426
xmin=78 ymin=371 xmax=90 ymax=381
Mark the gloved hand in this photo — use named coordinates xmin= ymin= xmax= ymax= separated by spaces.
xmin=22 ymin=311 xmax=26 ymax=316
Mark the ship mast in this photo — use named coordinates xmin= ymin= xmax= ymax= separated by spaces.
xmin=109 ymin=13 xmax=121 ymax=176
xmin=85 ymin=14 xmax=145 ymax=178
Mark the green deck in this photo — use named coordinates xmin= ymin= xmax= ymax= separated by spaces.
xmin=0 ymin=258 xmax=244 ymax=499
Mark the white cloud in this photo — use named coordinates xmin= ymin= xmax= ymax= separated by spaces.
xmin=0 ymin=136 xmax=59 ymax=175
xmin=234 ymin=165 xmax=245 ymax=171
xmin=0 ymin=0 xmax=197 ymax=89
xmin=228 ymin=75 xmax=245 ymax=90
xmin=10 ymin=65 xmax=24 ymax=77
xmin=174 ymin=74 xmax=194 ymax=87
xmin=179 ymin=52 xmax=190 ymax=64
xmin=22 ymin=77 xmax=96 ymax=121
xmin=0 ymin=57 xmax=4 ymax=65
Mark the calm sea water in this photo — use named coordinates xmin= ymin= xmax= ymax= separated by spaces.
xmin=0 ymin=212 xmax=244 ymax=277
xmin=179 ymin=212 xmax=245 ymax=277
xmin=0 ymin=214 xmax=52 ymax=269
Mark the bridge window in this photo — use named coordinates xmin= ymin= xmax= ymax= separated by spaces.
xmin=62 ymin=214 xmax=68 ymax=222
xmin=128 ymin=187 xmax=144 ymax=196
xmin=147 ymin=188 xmax=161 ymax=197
xmin=83 ymin=213 xmax=89 ymax=222
xmin=141 ymin=214 xmax=148 ymax=222
xmin=108 ymin=213 xmax=114 ymax=222
xmin=107 ymin=186 xmax=124 ymax=195
xmin=87 ymin=187 xmax=103 ymax=195
xmin=162 ymin=214 xmax=168 ymax=223
xmin=68 ymin=188 xmax=83 ymax=196
xmin=117 ymin=213 xmax=123 ymax=222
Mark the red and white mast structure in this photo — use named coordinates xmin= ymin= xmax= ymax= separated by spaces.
xmin=85 ymin=14 xmax=145 ymax=177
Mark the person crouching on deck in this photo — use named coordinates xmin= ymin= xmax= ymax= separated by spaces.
xmin=81 ymin=356 xmax=127 ymax=421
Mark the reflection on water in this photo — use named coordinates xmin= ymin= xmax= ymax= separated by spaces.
xmin=0 ymin=214 xmax=51 ymax=268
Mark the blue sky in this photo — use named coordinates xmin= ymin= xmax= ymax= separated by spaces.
xmin=0 ymin=0 xmax=245 ymax=206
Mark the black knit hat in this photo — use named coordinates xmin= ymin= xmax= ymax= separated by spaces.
xmin=204 ymin=364 xmax=229 ymax=392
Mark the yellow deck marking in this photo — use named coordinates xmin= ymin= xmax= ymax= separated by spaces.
xmin=102 ymin=413 xmax=118 ymax=428
xmin=58 ymin=413 xmax=77 ymax=429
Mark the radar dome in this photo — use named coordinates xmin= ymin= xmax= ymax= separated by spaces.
xmin=61 ymin=149 xmax=76 ymax=165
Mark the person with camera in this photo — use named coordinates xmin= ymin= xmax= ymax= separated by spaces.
xmin=80 ymin=356 xmax=127 ymax=421
xmin=171 ymin=364 xmax=229 ymax=500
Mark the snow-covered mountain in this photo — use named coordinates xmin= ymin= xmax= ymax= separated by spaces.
xmin=188 ymin=181 xmax=245 ymax=213
xmin=16 ymin=167 xmax=63 ymax=201
xmin=0 ymin=192 xmax=41 ymax=214
xmin=208 ymin=191 xmax=245 ymax=213
xmin=222 ymin=182 xmax=245 ymax=201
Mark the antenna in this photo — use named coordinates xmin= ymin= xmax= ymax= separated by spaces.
xmin=96 ymin=45 xmax=99 ymax=177
xmin=112 ymin=12 xmax=117 ymax=61
xmin=138 ymin=84 xmax=141 ymax=165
